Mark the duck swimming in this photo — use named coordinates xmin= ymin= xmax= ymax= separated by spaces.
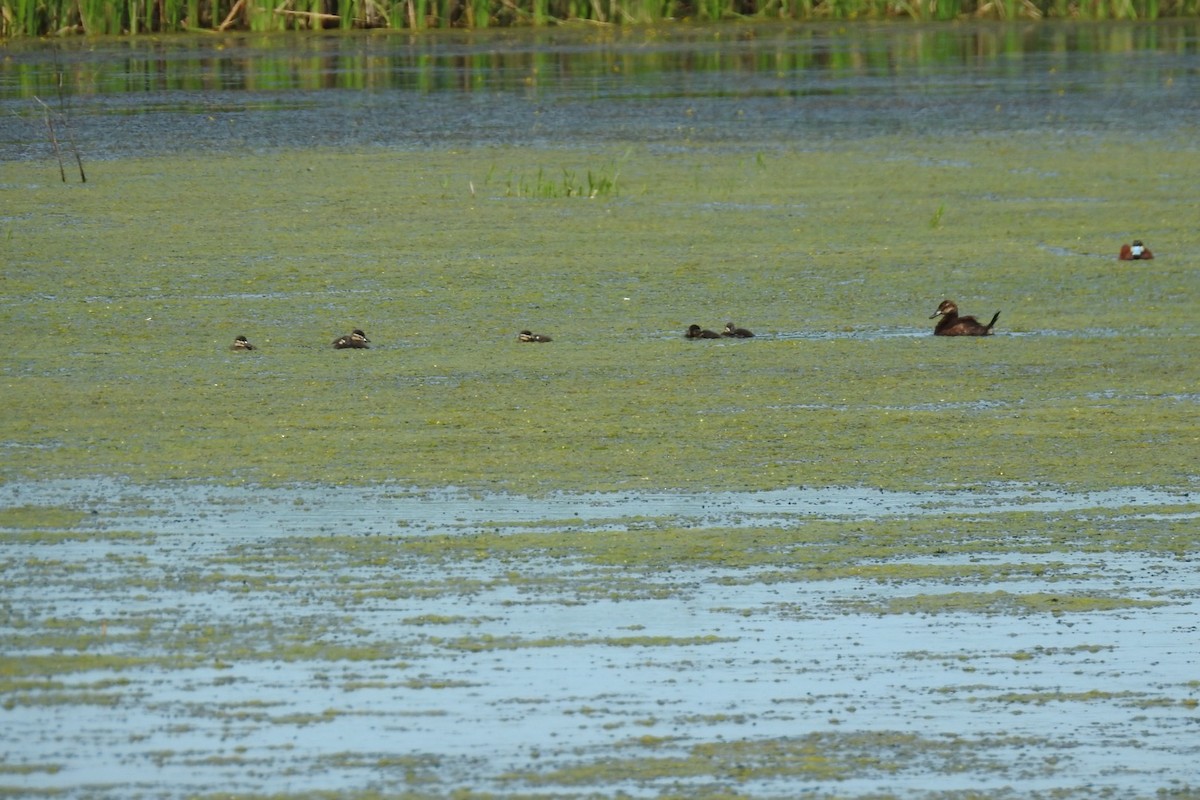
xmin=721 ymin=322 xmax=755 ymax=338
xmin=686 ymin=324 xmax=721 ymax=339
xmin=230 ymin=335 xmax=256 ymax=351
xmin=1119 ymin=240 xmax=1154 ymax=260
xmin=930 ymin=300 xmax=1000 ymax=336
xmin=518 ymin=330 xmax=552 ymax=342
xmin=332 ymin=329 xmax=370 ymax=349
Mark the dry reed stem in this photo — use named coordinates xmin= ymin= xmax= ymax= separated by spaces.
xmin=218 ymin=0 xmax=246 ymax=30
xmin=276 ymin=7 xmax=344 ymax=23
xmin=36 ymin=97 xmax=67 ymax=183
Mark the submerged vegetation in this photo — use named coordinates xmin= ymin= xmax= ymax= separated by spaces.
xmin=1 ymin=0 xmax=1194 ymax=36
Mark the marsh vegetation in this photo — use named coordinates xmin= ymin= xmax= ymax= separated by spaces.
xmin=3 ymin=0 xmax=1195 ymax=37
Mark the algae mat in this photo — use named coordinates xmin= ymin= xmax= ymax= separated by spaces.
xmin=1 ymin=478 xmax=1198 ymax=798
xmin=2 ymin=138 xmax=1199 ymax=798
xmin=2 ymin=139 xmax=1197 ymax=492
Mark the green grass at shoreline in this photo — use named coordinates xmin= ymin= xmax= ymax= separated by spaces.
xmin=2 ymin=0 xmax=1196 ymax=37
xmin=2 ymin=141 xmax=1197 ymax=494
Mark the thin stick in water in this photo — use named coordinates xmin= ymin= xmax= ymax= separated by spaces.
xmin=55 ymin=70 xmax=87 ymax=183
xmin=35 ymin=97 xmax=67 ymax=183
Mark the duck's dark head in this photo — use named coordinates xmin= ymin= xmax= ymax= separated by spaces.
xmin=930 ymin=300 xmax=958 ymax=319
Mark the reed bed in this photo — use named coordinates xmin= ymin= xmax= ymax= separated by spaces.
xmin=2 ymin=0 xmax=1193 ymax=37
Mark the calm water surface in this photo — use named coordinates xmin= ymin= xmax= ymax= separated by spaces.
xmin=2 ymin=21 xmax=1198 ymax=159
xmin=3 ymin=478 xmax=1199 ymax=797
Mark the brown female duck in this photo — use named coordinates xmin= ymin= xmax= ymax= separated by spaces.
xmin=930 ymin=300 xmax=999 ymax=336
xmin=518 ymin=330 xmax=552 ymax=342
xmin=686 ymin=324 xmax=721 ymax=339
xmin=332 ymin=329 xmax=370 ymax=349
xmin=230 ymin=335 xmax=256 ymax=351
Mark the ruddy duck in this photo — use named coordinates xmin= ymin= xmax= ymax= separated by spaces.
xmin=722 ymin=322 xmax=755 ymax=338
xmin=686 ymin=324 xmax=721 ymax=339
xmin=930 ymin=300 xmax=999 ymax=336
xmin=332 ymin=329 xmax=370 ymax=349
xmin=518 ymin=330 xmax=552 ymax=343
xmin=230 ymin=335 xmax=256 ymax=351
xmin=1119 ymin=240 xmax=1154 ymax=260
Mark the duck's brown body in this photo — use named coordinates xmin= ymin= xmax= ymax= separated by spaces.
xmin=333 ymin=329 xmax=370 ymax=349
xmin=1119 ymin=240 xmax=1154 ymax=260
xmin=930 ymin=300 xmax=999 ymax=336
xmin=686 ymin=324 xmax=721 ymax=339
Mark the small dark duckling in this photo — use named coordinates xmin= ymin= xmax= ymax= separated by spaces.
xmin=518 ymin=330 xmax=552 ymax=343
xmin=1119 ymin=240 xmax=1154 ymax=260
xmin=930 ymin=300 xmax=1000 ymax=336
xmin=721 ymin=322 xmax=755 ymax=338
xmin=332 ymin=329 xmax=370 ymax=349
xmin=230 ymin=335 xmax=256 ymax=351
xmin=686 ymin=324 xmax=721 ymax=339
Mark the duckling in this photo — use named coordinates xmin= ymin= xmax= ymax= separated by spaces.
xmin=230 ymin=335 xmax=256 ymax=351
xmin=332 ymin=329 xmax=370 ymax=349
xmin=721 ymin=322 xmax=755 ymax=338
xmin=1119 ymin=240 xmax=1154 ymax=260
xmin=686 ymin=324 xmax=721 ymax=339
xmin=518 ymin=330 xmax=552 ymax=343
xmin=929 ymin=300 xmax=999 ymax=336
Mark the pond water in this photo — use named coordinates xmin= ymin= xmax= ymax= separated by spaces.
xmin=2 ymin=21 xmax=1199 ymax=800
xmin=2 ymin=478 xmax=1199 ymax=797
xmin=2 ymin=21 xmax=1199 ymax=160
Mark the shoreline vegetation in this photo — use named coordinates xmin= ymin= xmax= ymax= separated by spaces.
xmin=1 ymin=0 xmax=1193 ymax=38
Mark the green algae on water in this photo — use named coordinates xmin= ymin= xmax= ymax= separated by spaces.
xmin=2 ymin=140 xmax=1196 ymax=495
xmin=837 ymin=590 xmax=1171 ymax=616
xmin=2 ymin=132 xmax=1198 ymax=800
